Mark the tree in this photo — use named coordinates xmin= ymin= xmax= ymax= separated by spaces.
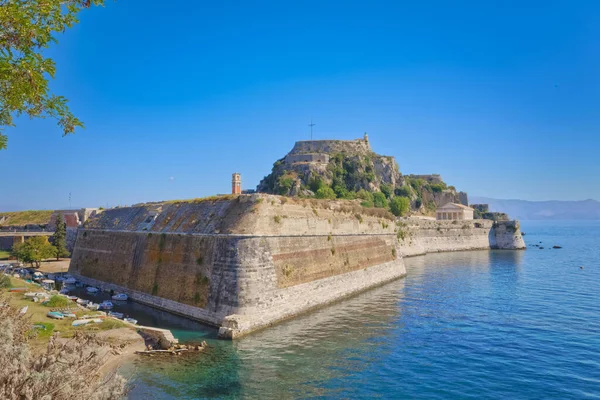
xmin=11 ymin=236 xmax=56 ymax=268
xmin=315 ymin=186 xmax=336 ymax=199
xmin=373 ymin=192 xmax=387 ymax=208
xmin=380 ymin=184 xmax=393 ymax=199
xmin=52 ymin=212 xmax=70 ymax=260
xmin=0 ymin=0 xmax=104 ymax=150
xmin=390 ymin=197 xmax=410 ymax=217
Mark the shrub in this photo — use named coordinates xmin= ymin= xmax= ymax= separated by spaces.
xmin=315 ymin=187 xmax=336 ymax=199
xmin=356 ymin=189 xmax=373 ymax=202
xmin=360 ymin=201 xmax=374 ymax=208
xmin=276 ymin=175 xmax=295 ymax=195
xmin=0 ymin=274 xmax=11 ymax=288
xmin=308 ymin=176 xmax=326 ymax=192
xmin=44 ymin=295 xmax=70 ymax=308
xmin=430 ymin=183 xmax=446 ymax=193
xmin=390 ymin=197 xmax=410 ymax=217
xmin=274 ymin=215 xmax=282 ymax=224
xmin=380 ymin=184 xmax=393 ymax=199
xmin=394 ymin=186 xmax=411 ymax=198
xmin=373 ymin=192 xmax=387 ymax=208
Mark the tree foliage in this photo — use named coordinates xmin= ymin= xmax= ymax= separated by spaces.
xmin=0 ymin=0 xmax=104 ymax=149
xmin=51 ymin=212 xmax=69 ymax=260
xmin=0 ymin=295 xmax=127 ymax=399
xmin=373 ymin=192 xmax=387 ymax=208
xmin=315 ymin=186 xmax=336 ymax=199
xmin=11 ymin=236 xmax=56 ymax=268
xmin=390 ymin=196 xmax=410 ymax=217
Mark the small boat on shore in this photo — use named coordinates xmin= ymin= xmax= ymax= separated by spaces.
xmin=108 ymin=311 xmax=124 ymax=319
xmin=9 ymin=287 xmax=27 ymax=292
xmin=123 ymin=317 xmax=138 ymax=325
xmin=86 ymin=287 xmax=99 ymax=293
xmin=47 ymin=311 xmax=64 ymax=320
xmin=87 ymin=302 xmax=100 ymax=311
xmin=72 ymin=318 xmax=103 ymax=327
xmin=20 ymin=306 xmax=28 ymax=315
xmin=67 ymin=295 xmax=78 ymax=302
xmin=111 ymin=293 xmax=128 ymax=301
xmin=76 ymin=298 xmax=89 ymax=306
xmin=99 ymin=301 xmax=114 ymax=310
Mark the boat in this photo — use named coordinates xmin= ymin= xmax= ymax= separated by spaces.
xmin=76 ymin=298 xmax=90 ymax=306
xmin=72 ymin=318 xmax=102 ymax=327
xmin=86 ymin=302 xmax=100 ymax=311
xmin=108 ymin=311 xmax=124 ymax=319
xmin=63 ymin=312 xmax=77 ymax=318
xmin=32 ymin=272 xmax=44 ymax=281
xmin=47 ymin=311 xmax=64 ymax=320
xmin=24 ymin=292 xmax=45 ymax=298
xmin=123 ymin=317 xmax=138 ymax=325
xmin=111 ymin=293 xmax=128 ymax=301
xmin=86 ymin=287 xmax=99 ymax=293
xmin=20 ymin=306 xmax=28 ymax=315
xmin=99 ymin=301 xmax=114 ymax=310
xmin=9 ymin=287 xmax=27 ymax=292
xmin=64 ymin=277 xmax=76 ymax=284
xmin=67 ymin=295 xmax=78 ymax=302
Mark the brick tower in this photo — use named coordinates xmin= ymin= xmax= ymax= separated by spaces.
xmin=232 ymin=173 xmax=242 ymax=194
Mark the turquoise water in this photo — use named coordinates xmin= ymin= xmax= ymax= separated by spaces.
xmin=122 ymin=221 xmax=600 ymax=399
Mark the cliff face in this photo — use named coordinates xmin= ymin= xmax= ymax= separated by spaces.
xmin=257 ymin=137 xmax=466 ymax=213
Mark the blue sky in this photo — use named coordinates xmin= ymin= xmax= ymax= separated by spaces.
xmin=3 ymin=0 xmax=599 ymax=210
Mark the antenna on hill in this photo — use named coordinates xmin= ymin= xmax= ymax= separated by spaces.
xmin=308 ymin=120 xmax=316 ymax=140
xmin=69 ymin=192 xmax=72 ymax=210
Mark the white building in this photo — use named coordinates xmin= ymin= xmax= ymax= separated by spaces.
xmin=436 ymin=203 xmax=474 ymax=221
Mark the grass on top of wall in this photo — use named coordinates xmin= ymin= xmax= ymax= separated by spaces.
xmin=0 ymin=210 xmax=53 ymax=226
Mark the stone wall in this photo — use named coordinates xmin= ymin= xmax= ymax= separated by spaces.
xmin=69 ymin=194 xmax=524 ymax=339
xmin=285 ymin=153 xmax=330 ymax=164
xmin=290 ymin=139 xmax=371 ymax=156
xmin=396 ymin=218 xmax=525 ymax=257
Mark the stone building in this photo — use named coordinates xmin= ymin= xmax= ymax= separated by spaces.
xmin=436 ymin=203 xmax=474 ymax=221
xmin=232 ymin=173 xmax=242 ymax=195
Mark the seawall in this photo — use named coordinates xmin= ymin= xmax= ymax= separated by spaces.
xmin=69 ymin=195 xmax=407 ymax=338
xmin=69 ymin=195 xmax=524 ymax=338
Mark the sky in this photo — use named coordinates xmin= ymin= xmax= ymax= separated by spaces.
xmin=3 ymin=0 xmax=599 ymax=211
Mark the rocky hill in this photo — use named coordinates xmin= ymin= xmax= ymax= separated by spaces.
xmin=257 ymin=135 xmax=468 ymax=214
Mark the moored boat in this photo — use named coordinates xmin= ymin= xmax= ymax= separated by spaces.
xmin=99 ymin=301 xmax=114 ymax=310
xmin=87 ymin=302 xmax=100 ymax=311
xmin=67 ymin=295 xmax=78 ymax=302
xmin=86 ymin=287 xmax=99 ymax=293
xmin=76 ymin=298 xmax=89 ymax=306
xmin=111 ymin=293 xmax=128 ymax=301
xmin=108 ymin=311 xmax=124 ymax=319
xmin=123 ymin=317 xmax=138 ymax=325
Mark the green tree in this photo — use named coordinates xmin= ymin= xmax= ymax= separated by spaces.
xmin=390 ymin=197 xmax=410 ymax=217
xmin=373 ymin=192 xmax=387 ymax=208
xmin=0 ymin=0 xmax=104 ymax=150
xmin=11 ymin=236 xmax=56 ymax=268
xmin=356 ymin=189 xmax=374 ymax=203
xmin=315 ymin=186 xmax=336 ymax=199
xmin=52 ymin=212 xmax=69 ymax=260
xmin=380 ymin=184 xmax=393 ymax=199
xmin=308 ymin=176 xmax=326 ymax=192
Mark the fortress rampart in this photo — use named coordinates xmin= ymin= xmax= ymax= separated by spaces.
xmin=69 ymin=194 xmax=525 ymax=338
xmin=290 ymin=138 xmax=371 ymax=155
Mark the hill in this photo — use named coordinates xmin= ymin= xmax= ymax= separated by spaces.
xmin=470 ymin=197 xmax=600 ymax=220
xmin=257 ymin=135 xmax=468 ymax=214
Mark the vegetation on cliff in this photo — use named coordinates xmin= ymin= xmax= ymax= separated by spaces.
xmin=257 ymin=142 xmax=465 ymax=216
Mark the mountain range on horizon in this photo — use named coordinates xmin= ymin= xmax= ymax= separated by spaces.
xmin=469 ymin=197 xmax=600 ymax=220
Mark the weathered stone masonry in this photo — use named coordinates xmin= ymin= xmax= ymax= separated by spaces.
xmin=69 ymin=194 xmax=525 ymax=339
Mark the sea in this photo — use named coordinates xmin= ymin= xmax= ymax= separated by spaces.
xmin=115 ymin=220 xmax=599 ymax=399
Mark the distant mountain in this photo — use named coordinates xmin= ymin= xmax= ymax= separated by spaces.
xmin=469 ymin=197 xmax=600 ymax=220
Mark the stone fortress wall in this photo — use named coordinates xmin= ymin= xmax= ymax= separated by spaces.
xmin=285 ymin=153 xmax=330 ymax=164
xmin=290 ymin=137 xmax=371 ymax=156
xmin=69 ymin=194 xmax=525 ymax=339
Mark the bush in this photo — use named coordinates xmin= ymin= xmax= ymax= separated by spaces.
xmin=315 ymin=187 xmax=336 ymax=199
xmin=380 ymin=184 xmax=393 ymax=199
xmin=360 ymin=201 xmax=374 ymax=208
xmin=276 ymin=176 xmax=295 ymax=195
xmin=44 ymin=295 xmax=70 ymax=308
xmin=0 ymin=274 xmax=11 ymax=288
xmin=308 ymin=176 xmax=326 ymax=193
xmin=430 ymin=183 xmax=446 ymax=193
xmin=356 ymin=189 xmax=374 ymax=203
xmin=390 ymin=197 xmax=410 ymax=217
xmin=373 ymin=192 xmax=387 ymax=208
xmin=394 ymin=186 xmax=411 ymax=198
